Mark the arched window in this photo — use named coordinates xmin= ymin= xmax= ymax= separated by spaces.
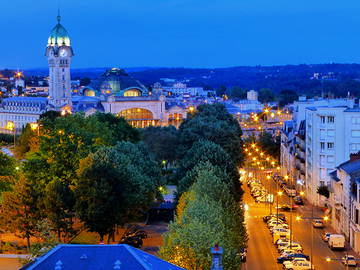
xmin=124 ymin=89 xmax=141 ymax=97
xmin=118 ymin=108 xmax=153 ymax=120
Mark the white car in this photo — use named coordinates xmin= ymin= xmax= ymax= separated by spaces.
xmin=268 ymin=220 xmax=285 ymax=228
xmin=342 ymin=255 xmax=357 ymax=266
xmin=279 ymin=243 xmax=303 ymax=253
xmin=283 ymin=258 xmax=313 ymax=269
xmin=275 ymin=238 xmax=290 ymax=246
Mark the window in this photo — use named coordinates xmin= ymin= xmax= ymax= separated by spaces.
xmin=352 ymin=117 xmax=360 ymax=124
xmin=320 ymin=142 xmax=325 ymax=150
xmin=327 ymin=130 xmax=335 ymax=137
xmin=320 ymin=168 xmax=327 ymax=179
xmin=327 ymin=155 xmax=335 ymax=163
xmin=327 ymin=116 xmax=335 ymax=123
xmin=320 ymin=155 xmax=326 ymax=166
xmin=352 ymin=130 xmax=360 ymax=137
xmin=320 ymin=116 xmax=325 ymax=124
xmin=320 ymin=129 xmax=325 ymax=139
xmin=327 ymin=142 xmax=334 ymax=149
xmin=356 ymin=209 xmax=359 ymax=225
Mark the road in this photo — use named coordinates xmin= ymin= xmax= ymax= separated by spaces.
xmin=0 ymin=258 xmax=21 ymax=270
xmin=242 ymin=179 xmax=352 ymax=270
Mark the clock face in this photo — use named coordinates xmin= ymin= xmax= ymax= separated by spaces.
xmin=59 ymin=49 xmax=67 ymax=57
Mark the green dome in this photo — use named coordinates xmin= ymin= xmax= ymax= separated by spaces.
xmin=48 ymin=15 xmax=70 ymax=46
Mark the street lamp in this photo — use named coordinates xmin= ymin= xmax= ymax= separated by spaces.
xmin=30 ymin=122 xmax=40 ymax=136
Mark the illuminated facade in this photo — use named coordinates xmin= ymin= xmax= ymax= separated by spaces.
xmin=45 ymin=13 xmax=73 ymax=110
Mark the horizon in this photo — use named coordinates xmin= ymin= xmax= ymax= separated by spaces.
xmin=1 ymin=0 xmax=360 ymax=69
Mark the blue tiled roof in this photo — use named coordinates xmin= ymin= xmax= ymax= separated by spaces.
xmin=22 ymin=244 xmax=185 ymax=270
xmin=337 ymin=159 xmax=360 ymax=175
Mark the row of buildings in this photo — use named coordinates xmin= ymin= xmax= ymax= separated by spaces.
xmin=0 ymin=14 xmax=197 ymax=133
xmin=280 ymin=96 xmax=360 ymax=252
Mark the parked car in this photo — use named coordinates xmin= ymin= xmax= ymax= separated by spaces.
xmin=294 ymin=196 xmax=304 ymax=205
xmin=276 ymin=204 xmax=298 ymax=212
xmin=277 ymin=253 xmax=310 ymax=264
xmin=275 ymin=238 xmax=290 ymax=246
xmin=119 ymin=225 xmax=147 ymax=248
xmin=279 ymin=243 xmax=303 ymax=253
xmin=322 ymin=232 xmax=331 ymax=242
xmin=312 ymin=219 xmax=324 ymax=228
xmin=283 ymin=258 xmax=313 ymax=269
xmin=263 ymin=214 xmax=286 ymax=223
xmin=328 ymin=234 xmax=345 ymax=250
xmin=342 ymin=255 xmax=357 ymax=267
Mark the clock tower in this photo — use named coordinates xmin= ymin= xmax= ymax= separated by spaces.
xmin=45 ymin=13 xmax=74 ymax=109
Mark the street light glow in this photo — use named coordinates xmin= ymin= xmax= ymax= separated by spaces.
xmin=326 ymin=257 xmax=331 ymax=262
xmin=323 ymin=216 xmax=329 ymax=222
xmin=278 ymin=191 xmax=283 ymax=196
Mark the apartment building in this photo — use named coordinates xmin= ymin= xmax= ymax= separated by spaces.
xmin=305 ymin=104 xmax=360 ymax=205
xmin=330 ymin=156 xmax=360 ymax=252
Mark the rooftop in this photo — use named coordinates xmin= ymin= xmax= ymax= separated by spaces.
xmin=22 ymin=244 xmax=185 ymax=270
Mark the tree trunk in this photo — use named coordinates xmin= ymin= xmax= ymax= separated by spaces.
xmin=58 ymin=229 xmax=61 ymax=242
xmin=26 ymin=236 xmax=30 ymax=251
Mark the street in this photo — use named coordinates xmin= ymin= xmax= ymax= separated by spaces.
xmin=242 ymin=178 xmax=353 ymax=270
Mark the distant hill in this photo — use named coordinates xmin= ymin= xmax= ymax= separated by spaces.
xmin=8 ymin=63 xmax=360 ymax=97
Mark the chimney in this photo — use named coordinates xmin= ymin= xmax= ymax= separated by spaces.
xmin=210 ymin=244 xmax=223 ymax=270
xmin=350 ymin=151 xmax=360 ymax=162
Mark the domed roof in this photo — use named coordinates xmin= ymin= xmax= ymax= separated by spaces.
xmin=48 ymin=15 xmax=70 ymax=46
xmin=91 ymin=68 xmax=149 ymax=96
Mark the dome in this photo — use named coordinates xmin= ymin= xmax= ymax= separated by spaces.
xmin=48 ymin=15 xmax=70 ymax=46
xmin=91 ymin=68 xmax=148 ymax=96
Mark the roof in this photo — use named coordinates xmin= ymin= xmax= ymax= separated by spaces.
xmin=91 ymin=68 xmax=148 ymax=96
xmin=337 ymin=159 xmax=360 ymax=175
xmin=329 ymin=170 xmax=340 ymax=182
xmin=22 ymin=244 xmax=185 ymax=270
xmin=48 ymin=15 xmax=70 ymax=46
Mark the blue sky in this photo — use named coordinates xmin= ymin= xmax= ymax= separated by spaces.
xmin=1 ymin=0 xmax=360 ymax=68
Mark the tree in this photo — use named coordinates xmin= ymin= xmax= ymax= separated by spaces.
xmin=43 ymin=179 xmax=76 ymax=241
xmin=75 ymin=142 xmax=160 ymax=241
xmin=229 ymin=86 xmax=246 ymax=100
xmin=22 ymin=113 xmax=140 ymax=241
xmin=0 ymin=175 xmax=40 ymax=249
xmin=14 ymin=124 xmax=38 ymax=159
xmin=80 ymin=77 xmax=91 ymax=86
xmin=0 ymin=152 xmax=17 ymax=194
xmin=216 ymin=85 xmax=227 ymax=97
xmin=142 ymin=126 xmax=179 ymax=163
xmin=258 ymin=132 xmax=281 ymax=160
xmin=177 ymin=141 xmax=241 ymax=200
xmin=317 ymin=185 xmax=330 ymax=198
xmin=279 ymin=89 xmax=298 ymax=107
xmin=179 ymin=103 xmax=244 ymax=166
xmin=258 ymin=88 xmax=275 ymax=103
xmin=160 ymin=164 xmax=246 ymax=270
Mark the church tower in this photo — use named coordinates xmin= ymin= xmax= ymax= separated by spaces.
xmin=45 ymin=12 xmax=74 ymax=109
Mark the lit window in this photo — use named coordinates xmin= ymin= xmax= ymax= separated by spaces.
xmin=124 ymin=89 xmax=140 ymax=97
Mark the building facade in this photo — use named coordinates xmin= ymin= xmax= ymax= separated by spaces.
xmin=330 ymin=157 xmax=360 ymax=253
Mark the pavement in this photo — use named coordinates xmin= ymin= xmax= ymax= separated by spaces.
xmin=242 ymin=178 xmax=357 ymax=270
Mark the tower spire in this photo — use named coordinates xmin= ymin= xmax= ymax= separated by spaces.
xmin=57 ymin=9 xmax=61 ymax=23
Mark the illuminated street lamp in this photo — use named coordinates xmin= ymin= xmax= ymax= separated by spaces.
xmin=30 ymin=122 xmax=40 ymax=136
